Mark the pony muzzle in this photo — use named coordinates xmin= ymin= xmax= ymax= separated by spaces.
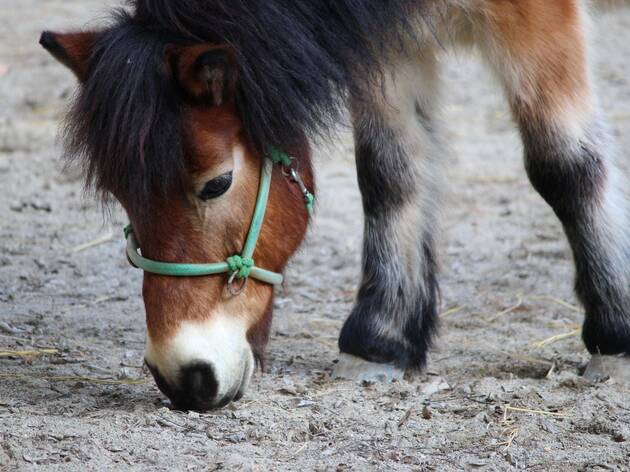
xmin=144 ymin=315 xmax=254 ymax=411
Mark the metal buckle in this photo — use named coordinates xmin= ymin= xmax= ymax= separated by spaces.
xmin=279 ymin=157 xmax=312 ymax=204
xmin=227 ymin=271 xmax=248 ymax=296
xmin=288 ymin=168 xmax=312 ymax=202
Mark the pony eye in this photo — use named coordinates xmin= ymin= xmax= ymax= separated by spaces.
xmin=199 ymin=171 xmax=233 ymax=201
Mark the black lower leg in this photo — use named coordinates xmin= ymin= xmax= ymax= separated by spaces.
xmin=339 ymin=115 xmax=440 ymax=369
xmin=522 ymin=123 xmax=630 ymax=355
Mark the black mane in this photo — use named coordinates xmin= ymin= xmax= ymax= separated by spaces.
xmin=65 ymin=2 xmax=425 ymax=209
xmin=132 ymin=0 xmax=424 ymax=149
xmin=64 ymin=10 xmax=187 ymax=212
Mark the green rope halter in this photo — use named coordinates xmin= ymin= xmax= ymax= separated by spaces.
xmin=268 ymin=147 xmax=293 ymax=167
xmin=124 ymin=149 xmax=313 ymax=289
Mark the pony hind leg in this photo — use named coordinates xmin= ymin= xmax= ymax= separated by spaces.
xmin=475 ymin=1 xmax=630 ymax=376
xmin=335 ymin=51 xmax=445 ymax=380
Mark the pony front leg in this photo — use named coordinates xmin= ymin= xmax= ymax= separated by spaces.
xmin=476 ymin=0 xmax=630 ymax=377
xmin=335 ymin=54 xmax=443 ymax=380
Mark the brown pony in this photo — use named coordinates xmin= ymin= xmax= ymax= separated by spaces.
xmin=41 ymin=0 xmax=630 ymax=411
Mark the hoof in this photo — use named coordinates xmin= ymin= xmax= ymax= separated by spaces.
xmin=583 ymin=354 xmax=630 ymax=383
xmin=332 ymin=353 xmax=405 ymax=382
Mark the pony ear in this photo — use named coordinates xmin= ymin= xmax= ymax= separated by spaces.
xmin=170 ymin=45 xmax=238 ymax=106
xmin=40 ymin=31 xmax=98 ymax=81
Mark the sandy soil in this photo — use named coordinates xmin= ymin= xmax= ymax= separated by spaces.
xmin=1 ymin=1 xmax=630 ymax=471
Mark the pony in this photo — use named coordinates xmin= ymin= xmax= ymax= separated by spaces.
xmin=40 ymin=0 xmax=630 ymax=411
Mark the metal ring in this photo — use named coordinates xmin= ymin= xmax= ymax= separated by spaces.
xmin=281 ymin=156 xmax=299 ymax=178
xmin=227 ymin=271 xmax=248 ymax=296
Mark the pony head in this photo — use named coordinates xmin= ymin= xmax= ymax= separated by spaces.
xmin=40 ymin=14 xmax=313 ymax=410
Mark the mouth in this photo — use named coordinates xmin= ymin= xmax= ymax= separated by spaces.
xmin=143 ymin=313 xmax=258 ymax=410
xmin=145 ymin=353 xmax=252 ymax=411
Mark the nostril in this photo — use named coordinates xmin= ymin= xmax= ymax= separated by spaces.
xmin=180 ymin=362 xmax=219 ymax=406
xmin=146 ymin=360 xmax=221 ymax=411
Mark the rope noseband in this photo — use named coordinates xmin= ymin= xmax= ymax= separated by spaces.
xmin=124 ymin=149 xmax=313 ymax=294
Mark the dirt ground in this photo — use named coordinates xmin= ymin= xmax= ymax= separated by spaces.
xmin=1 ymin=1 xmax=630 ymax=471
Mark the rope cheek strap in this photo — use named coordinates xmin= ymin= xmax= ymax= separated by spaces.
xmin=123 ymin=149 xmax=314 ymax=293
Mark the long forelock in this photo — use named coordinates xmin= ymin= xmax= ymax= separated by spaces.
xmin=63 ymin=10 xmax=187 ymax=213
xmin=131 ymin=0 xmax=426 ymax=151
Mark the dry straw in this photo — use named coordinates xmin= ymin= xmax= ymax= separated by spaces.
xmin=0 ymin=373 xmax=148 ymax=386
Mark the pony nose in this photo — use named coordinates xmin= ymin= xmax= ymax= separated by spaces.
xmin=147 ymin=361 xmax=238 ymax=411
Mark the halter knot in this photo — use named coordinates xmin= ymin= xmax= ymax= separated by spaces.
xmin=268 ymin=147 xmax=293 ymax=167
xmin=227 ymin=255 xmax=254 ymax=279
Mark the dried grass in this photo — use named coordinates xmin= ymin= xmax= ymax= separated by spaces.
xmin=485 ymin=295 xmax=523 ymax=322
xmin=0 ymin=373 xmax=148 ymax=386
xmin=70 ymin=230 xmax=114 ymax=254
xmin=532 ymin=329 xmax=581 ymax=349
xmin=504 ymin=405 xmax=567 ymax=418
xmin=440 ymin=306 xmax=465 ymax=317
xmin=0 ymin=349 xmax=59 ymax=358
